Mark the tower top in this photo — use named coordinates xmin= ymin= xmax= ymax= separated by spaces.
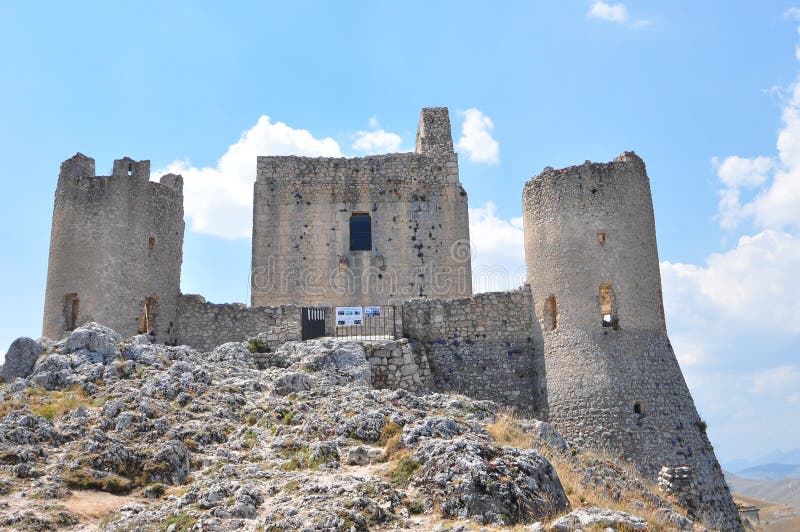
xmin=415 ymin=107 xmax=454 ymax=156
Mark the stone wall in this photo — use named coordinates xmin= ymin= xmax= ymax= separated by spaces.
xmin=251 ymin=107 xmax=472 ymax=310
xmin=43 ymin=154 xmax=184 ymax=344
xmin=175 ymin=294 xmax=301 ymax=351
xmin=401 ymin=288 xmax=543 ymax=413
xmin=364 ymin=338 xmax=432 ymax=393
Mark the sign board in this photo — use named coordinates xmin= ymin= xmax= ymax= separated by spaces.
xmin=335 ymin=306 xmax=363 ymax=326
xmin=364 ymin=306 xmax=381 ymax=318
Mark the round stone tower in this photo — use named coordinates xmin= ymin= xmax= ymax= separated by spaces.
xmin=43 ymin=153 xmax=184 ymax=344
xmin=523 ymin=152 xmax=740 ymax=529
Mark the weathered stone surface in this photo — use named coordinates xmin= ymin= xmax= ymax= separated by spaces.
xmin=549 ymin=506 xmax=648 ymax=531
xmin=411 ymin=431 xmax=570 ymax=525
xmin=523 ymin=154 xmax=742 ymax=530
xmin=402 ymin=289 xmax=542 ymax=413
xmin=43 ymin=155 xmax=183 ymax=345
xmin=0 ymin=325 xmax=703 ymax=531
xmin=1 ymin=337 xmax=44 ymax=382
xmin=252 ymin=108 xmax=471 ymax=309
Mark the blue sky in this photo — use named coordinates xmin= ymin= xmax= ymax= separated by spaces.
xmin=1 ymin=1 xmax=798 ymax=466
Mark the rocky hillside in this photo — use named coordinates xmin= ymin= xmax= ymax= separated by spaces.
xmin=0 ymin=323 xmax=705 ymax=531
xmin=726 ymin=471 xmax=800 ymax=506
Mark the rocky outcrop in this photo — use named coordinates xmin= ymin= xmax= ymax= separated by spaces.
xmin=1 ymin=337 xmax=45 ymax=382
xmin=0 ymin=323 xmax=704 ymax=530
xmin=550 ymin=507 xmax=647 ymax=531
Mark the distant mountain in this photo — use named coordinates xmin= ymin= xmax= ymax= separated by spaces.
xmin=725 ymin=471 xmax=800 ymax=506
xmin=722 ymin=448 xmax=800 ymax=472
xmin=737 ymin=463 xmax=800 ymax=481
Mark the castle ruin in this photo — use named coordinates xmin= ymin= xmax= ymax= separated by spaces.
xmin=41 ymin=107 xmax=741 ymax=529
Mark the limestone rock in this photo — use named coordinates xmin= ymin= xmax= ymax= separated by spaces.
xmin=1 ymin=337 xmax=44 ymax=382
xmin=549 ymin=507 xmax=648 ymax=531
xmin=411 ymin=432 xmax=570 ymax=525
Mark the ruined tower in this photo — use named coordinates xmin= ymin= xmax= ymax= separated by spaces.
xmin=43 ymin=154 xmax=184 ymax=344
xmin=523 ymin=152 xmax=740 ymax=529
xmin=251 ymin=107 xmax=472 ymax=309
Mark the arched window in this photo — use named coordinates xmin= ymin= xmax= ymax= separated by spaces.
xmin=350 ymin=213 xmax=372 ymax=251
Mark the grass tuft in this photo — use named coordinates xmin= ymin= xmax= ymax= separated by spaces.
xmin=386 ymin=452 xmax=420 ymax=487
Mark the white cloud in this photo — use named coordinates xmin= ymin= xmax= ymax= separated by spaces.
xmin=664 ymin=18 xmax=800 ymax=460
xmin=661 ymin=230 xmax=800 ymax=336
xmin=154 ymin=115 xmax=342 ymax=239
xmin=713 ymin=155 xmax=773 ymax=188
xmin=587 ymin=1 xmax=628 ymax=24
xmin=351 ymin=115 xmax=404 ymax=154
xmin=752 ymin=366 xmax=800 ymax=403
xmin=352 ymin=129 xmax=402 ymax=154
xmin=467 ymin=202 xmax=526 ymax=292
xmin=714 ymin=79 xmax=800 ymax=231
xmin=456 ymin=108 xmax=500 ymax=164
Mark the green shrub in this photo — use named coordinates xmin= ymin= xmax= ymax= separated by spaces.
xmin=247 ymin=338 xmax=270 ymax=354
xmin=62 ymin=469 xmax=132 ymax=494
xmin=161 ymin=512 xmax=197 ymax=531
xmin=386 ymin=453 xmax=420 ymax=487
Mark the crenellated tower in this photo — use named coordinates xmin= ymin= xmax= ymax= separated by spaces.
xmin=522 ymin=152 xmax=740 ymax=529
xmin=43 ymin=153 xmax=184 ymax=344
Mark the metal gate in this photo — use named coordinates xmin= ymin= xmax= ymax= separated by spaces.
xmin=301 ymin=307 xmax=327 ymax=340
xmin=334 ymin=305 xmax=399 ymax=341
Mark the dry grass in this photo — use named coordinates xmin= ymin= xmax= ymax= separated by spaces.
xmin=62 ymin=490 xmax=142 ymax=521
xmin=485 ymin=410 xmax=530 ymax=448
xmin=0 ymin=385 xmax=98 ymax=419
xmin=482 ymin=411 xmax=688 ymax=531
xmin=62 ymin=469 xmax=133 ymax=494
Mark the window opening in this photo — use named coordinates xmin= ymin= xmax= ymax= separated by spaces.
xmin=544 ymin=294 xmax=557 ymax=331
xmin=600 ymin=283 xmax=614 ymax=327
xmin=148 ymin=237 xmax=155 ymax=256
xmin=127 ymin=163 xmax=133 ymax=176
xmin=633 ymin=401 xmax=645 ymax=416
xmin=350 ymin=213 xmax=372 ymax=251
xmin=597 ymin=232 xmax=606 ymax=245
xmin=138 ymin=296 xmax=159 ymax=336
xmin=64 ymin=293 xmax=79 ymax=331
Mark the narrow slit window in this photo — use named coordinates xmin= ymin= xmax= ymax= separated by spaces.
xmin=127 ymin=163 xmax=133 ymax=176
xmin=597 ymin=232 xmax=606 ymax=245
xmin=148 ymin=237 xmax=155 ymax=256
xmin=633 ymin=401 xmax=645 ymax=416
xmin=64 ymin=293 xmax=79 ymax=331
xmin=349 ymin=213 xmax=372 ymax=251
xmin=600 ymin=283 xmax=614 ymax=327
xmin=544 ymin=294 xmax=558 ymax=331
xmin=138 ymin=296 xmax=159 ymax=335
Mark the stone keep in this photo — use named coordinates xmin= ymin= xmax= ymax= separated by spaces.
xmin=42 ymin=154 xmax=184 ymax=344
xmin=522 ymin=152 xmax=740 ymax=529
xmin=251 ymin=108 xmax=472 ymax=308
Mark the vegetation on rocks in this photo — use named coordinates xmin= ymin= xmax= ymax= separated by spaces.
xmin=0 ymin=322 xmax=702 ymax=530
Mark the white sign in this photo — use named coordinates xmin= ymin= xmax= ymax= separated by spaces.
xmin=335 ymin=306 xmax=363 ymax=326
xmin=365 ymin=306 xmax=381 ymax=318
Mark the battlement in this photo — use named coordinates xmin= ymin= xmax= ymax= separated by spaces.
xmin=526 ymin=151 xmax=645 ymax=189
xmin=57 ymin=154 xmax=183 ymax=197
xmin=59 ymin=153 xmax=95 ymax=180
xmin=415 ymin=107 xmax=454 ymax=156
xmin=257 ymin=151 xmax=460 ymax=185
xmin=257 ymin=107 xmax=458 ymax=186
